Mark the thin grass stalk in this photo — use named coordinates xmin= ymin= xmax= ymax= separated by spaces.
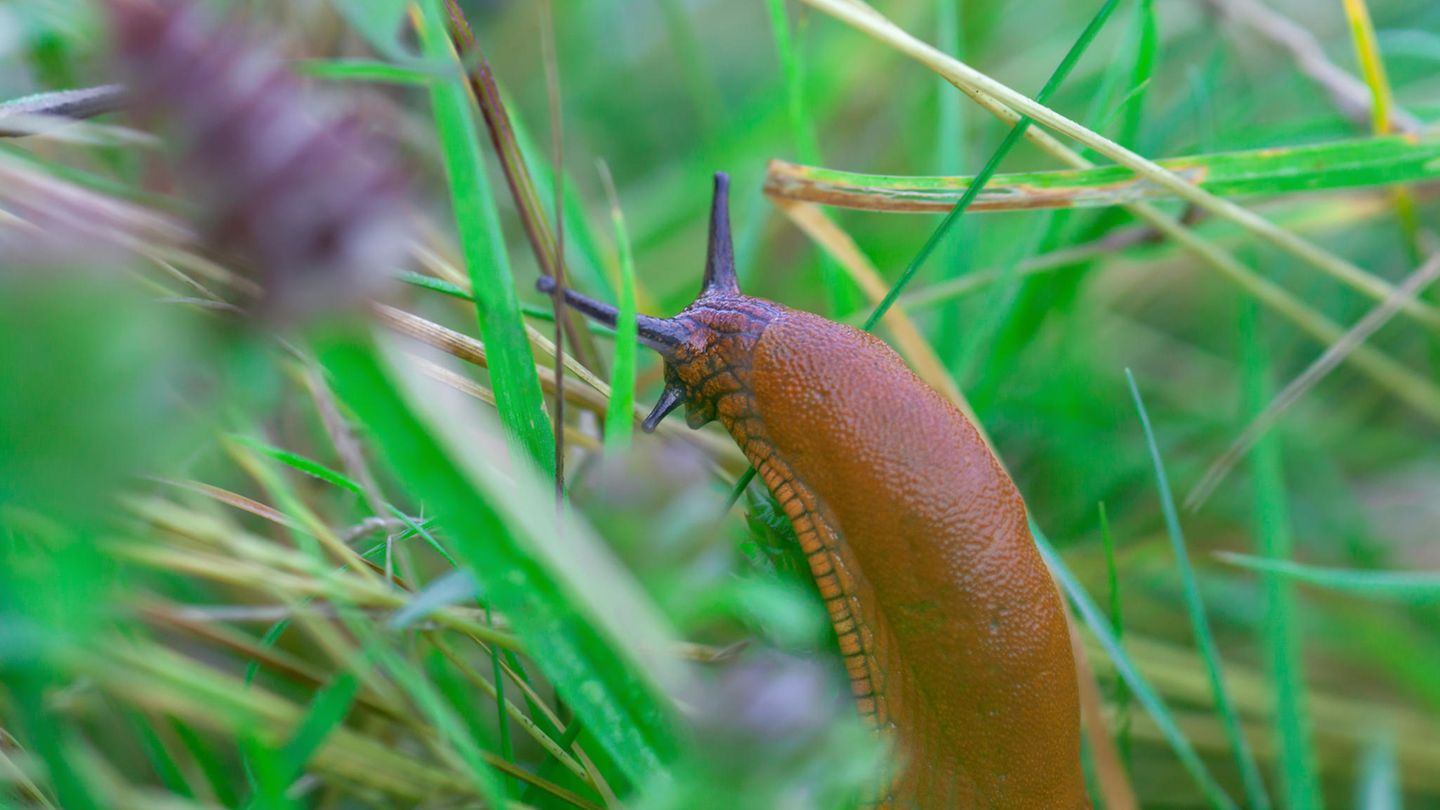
xmin=1239 ymin=302 xmax=1323 ymax=810
xmin=1033 ymin=523 xmax=1239 ymax=810
xmin=414 ymin=0 xmax=557 ymax=475
xmin=765 ymin=0 xmax=856 ymax=316
xmin=1126 ymin=370 xmax=1270 ymax=809
xmin=597 ymin=161 xmax=639 ymax=452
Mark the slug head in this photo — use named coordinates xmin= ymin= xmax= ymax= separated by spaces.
xmin=539 ymin=172 xmax=779 ymax=433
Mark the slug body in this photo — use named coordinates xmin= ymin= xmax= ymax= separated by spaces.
xmin=546 ymin=174 xmax=1086 ymax=808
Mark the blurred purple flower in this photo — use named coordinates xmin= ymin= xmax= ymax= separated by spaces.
xmin=106 ymin=0 xmax=410 ymax=320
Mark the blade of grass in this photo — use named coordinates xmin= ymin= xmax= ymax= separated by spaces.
xmin=1239 ymin=301 xmax=1322 ymax=810
xmin=764 ymin=134 xmax=1440 ymax=213
xmin=1188 ymin=250 xmax=1440 ymax=509
xmin=1098 ymin=502 xmax=1132 ymax=769
xmin=124 ymin=710 xmax=194 ymax=799
xmin=1341 ymin=0 xmax=1422 ymax=259
xmin=279 ymin=671 xmax=363 ymax=785
xmin=1032 ymin=523 xmax=1238 ymax=810
xmin=1125 ymin=368 xmax=1269 ymax=809
xmin=414 ymin=0 xmax=556 ymax=476
xmin=766 ymin=0 xmax=857 ymax=316
xmin=740 ymin=0 xmax=1122 ymax=530
xmin=540 ymin=0 xmax=569 ymax=499
xmin=298 ymin=58 xmax=434 ymax=86
xmin=1342 ymin=0 xmax=1396 ymax=136
xmin=341 ymin=623 xmax=509 ymax=806
xmin=231 ymin=438 xmax=457 ymax=566
xmin=932 ymin=0 xmax=971 ymax=366
xmin=597 ymin=161 xmax=639 ymax=452
xmin=1216 ymin=554 xmax=1440 ymax=603
xmin=1117 ymin=0 xmax=1156 ymax=151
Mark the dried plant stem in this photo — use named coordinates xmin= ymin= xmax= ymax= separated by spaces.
xmin=1188 ymin=250 xmax=1440 ymax=510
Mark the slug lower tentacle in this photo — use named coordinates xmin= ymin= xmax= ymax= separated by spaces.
xmin=548 ymin=172 xmax=1088 ymax=809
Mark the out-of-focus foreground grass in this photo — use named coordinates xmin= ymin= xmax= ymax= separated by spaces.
xmin=1 ymin=0 xmax=1437 ymax=807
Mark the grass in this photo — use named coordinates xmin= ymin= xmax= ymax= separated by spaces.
xmin=2 ymin=0 xmax=1439 ymax=808
xmin=1127 ymin=368 xmax=1269 ymax=809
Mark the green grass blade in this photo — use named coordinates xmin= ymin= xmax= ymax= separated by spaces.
xmin=767 ymin=133 xmax=1440 ymax=213
xmin=169 ymin=718 xmax=240 ymax=807
xmin=599 ymin=166 xmax=638 ymax=453
xmin=1098 ymin=502 xmax=1132 ymax=767
xmin=861 ymin=0 xmax=1123 ymax=331
xmin=318 ymin=334 xmax=681 ymax=787
xmin=766 ymin=0 xmax=857 ymax=316
xmin=234 ymin=437 xmax=457 ymax=567
xmin=1117 ymin=0 xmax=1157 ymax=150
xmin=1217 ymin=554 xmax=1440 ymax=603
xmin=932 ymin=0 xmax=972 ymax=366
xmin=349 ymin=628 xmax=508 ymax=805
xmin=1240 ymin=302 xmax=1322 ymax=809
xmin=125 ymin=711 xmax=194 ymax=799
xmin=298 ymin=58 xmax=434 ymax=86
xmin=1126 ymin=369 xmax=1270 ymax=809
xmin=280 ymin=671 xmax=362 ymax=784
xmin=486 ymin=604 xmax=517 ymax=797
xmin=1032 ymin=522 xmax=1238 ymax=810
xmin=415 ymin=0 xmax=556 ymax=477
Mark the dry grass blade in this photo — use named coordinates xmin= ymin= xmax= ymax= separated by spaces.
xmin=410 ymin=353 xmax=602 ymax=453
xmin=155 ymin=478 xmax=297 ymax=529
xmin=764 ymin=135 xmax=1440 ymax=213
xmin=1187 ymin=250 xmax=1440 ymax=511
xmin=0 ymin=84 xmax=130 ymax=136
xmin=0 ymin=154 xmax=190 ymax=257
xmin=794 ymin=0 xmax=1440 ymax=332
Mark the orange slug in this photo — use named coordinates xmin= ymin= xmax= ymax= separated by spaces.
xmin=543 ymin=173 xmax=1087 ymax=809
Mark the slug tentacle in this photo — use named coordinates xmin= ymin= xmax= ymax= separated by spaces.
xmin=642 ymin=382 xmax=686 ymax=433
xmin=537 ymin=274 xmax=685 ymax=353
xmin=701 ymin=172 xmax=739 ymax=298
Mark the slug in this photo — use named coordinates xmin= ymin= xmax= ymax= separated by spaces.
xmin=542 ymin=173 xmax=1087 ymax=809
